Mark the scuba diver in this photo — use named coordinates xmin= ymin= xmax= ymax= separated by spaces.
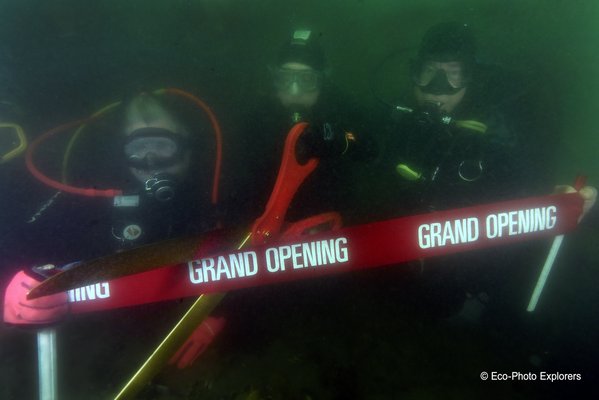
xmin=14 ymin=92 xmax=218 ymax=256
xmin=111 ymin=93 xmax=218 ymax=247
xmin=229 ymin=28 xmax=377 ymax=226
xmin=2 ymin=92 xmax=225 ymax=398
xmin=379 ymin=21 xmax=555 ymax=214
xmin=374 ymin=22 xmax=597 ymax=320
xmin=172 ymin=29 xmax=380 ymax=398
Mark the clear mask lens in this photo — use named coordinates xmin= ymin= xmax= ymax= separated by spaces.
xmin=273 ymin=68 xmax=321 ymax=92
xmin=124 ymin=136 xmax=179 ymax=162
xmin=415 ymin=62 xmax=466 ymax=89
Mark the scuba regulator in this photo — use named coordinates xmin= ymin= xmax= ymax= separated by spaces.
xmin=123 ymin=126 xmax=190 ymax=203
xmin=393 ymin=101 xmax=488 ymax=184
xmin=142 ymin=173 xmax=178 ymax=202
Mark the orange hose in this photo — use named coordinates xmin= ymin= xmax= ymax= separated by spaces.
xmin=163 ymin=88 xmax=223 ymax=205
xmin=27 ymin=88 xmax=223 ymax=203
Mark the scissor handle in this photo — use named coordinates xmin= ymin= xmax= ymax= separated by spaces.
xmin=251 ymin=122 xmax=318 ymax=245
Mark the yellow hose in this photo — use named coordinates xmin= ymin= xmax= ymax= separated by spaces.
xmin=0 ymin=123 xmax=27 ymax=163
xmin=454 ymin=119 xmax=488 ymax=134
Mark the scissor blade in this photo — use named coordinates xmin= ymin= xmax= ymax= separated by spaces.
xmin=27 ymin=235 xmax=206 ymax=299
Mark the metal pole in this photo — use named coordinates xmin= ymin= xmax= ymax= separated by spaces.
xmin=527 ymin=234 xmax=564 ymax=312
xmin=37 ymin=327 xmax=57 ymax=400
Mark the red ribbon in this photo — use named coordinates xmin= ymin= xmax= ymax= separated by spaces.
xmin=68 ymin=191 xmax=583 ymax=314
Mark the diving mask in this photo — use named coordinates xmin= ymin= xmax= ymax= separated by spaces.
xmin=124 ymin=127 xmax=186 ymax=169
xmin=412 ymin=61 xmax=469 ymax=95
xmin=273 ymin=67 xmax=322 ymax=93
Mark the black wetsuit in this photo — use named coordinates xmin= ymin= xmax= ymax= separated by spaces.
xmin=380 ymin=64 xmax=555 ymax=217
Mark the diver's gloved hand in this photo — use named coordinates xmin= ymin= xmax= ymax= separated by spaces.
xmin=580 ymin=186 xmax=598 ymax=217
xmin=299 ymin=122 xmax=355 ymax=160
xmin=3 ymin=270 xmax=69 ymax=325
xmin=168 ymin=316 xmax=226 ymax=369
xmin=554 ymin=184 xmax=597 ymax=222
xmin=412 ymin=102 xmax=447 ymax=127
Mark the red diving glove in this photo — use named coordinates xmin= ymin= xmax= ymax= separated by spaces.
xmin=3 ymin=270 xmax=69 ymax=325
xmin=168 ymin=316 xmax=226 ymax=369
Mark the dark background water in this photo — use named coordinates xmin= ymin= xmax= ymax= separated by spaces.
xmin=1 ymin=1 xmax=598 ymax=399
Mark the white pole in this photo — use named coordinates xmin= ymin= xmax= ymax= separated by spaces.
xmin=527 ymin=234 xmax=564 ymax=312
xmin=37 ymin=328 xmax=57 ymax=400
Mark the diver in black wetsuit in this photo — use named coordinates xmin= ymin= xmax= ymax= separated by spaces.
xmin=229 ymin=28 xmax=377 ymax=226
xmin=2 ymin=92 xmax=225 ymax=399
xmin=372 ymin=22 xmax=568 ymax=319
xmin=379 ymin=22 xmax=558 ymax=217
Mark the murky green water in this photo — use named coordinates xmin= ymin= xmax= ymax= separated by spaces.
xmin=1 ymin=1 xmax=598 ymax=399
